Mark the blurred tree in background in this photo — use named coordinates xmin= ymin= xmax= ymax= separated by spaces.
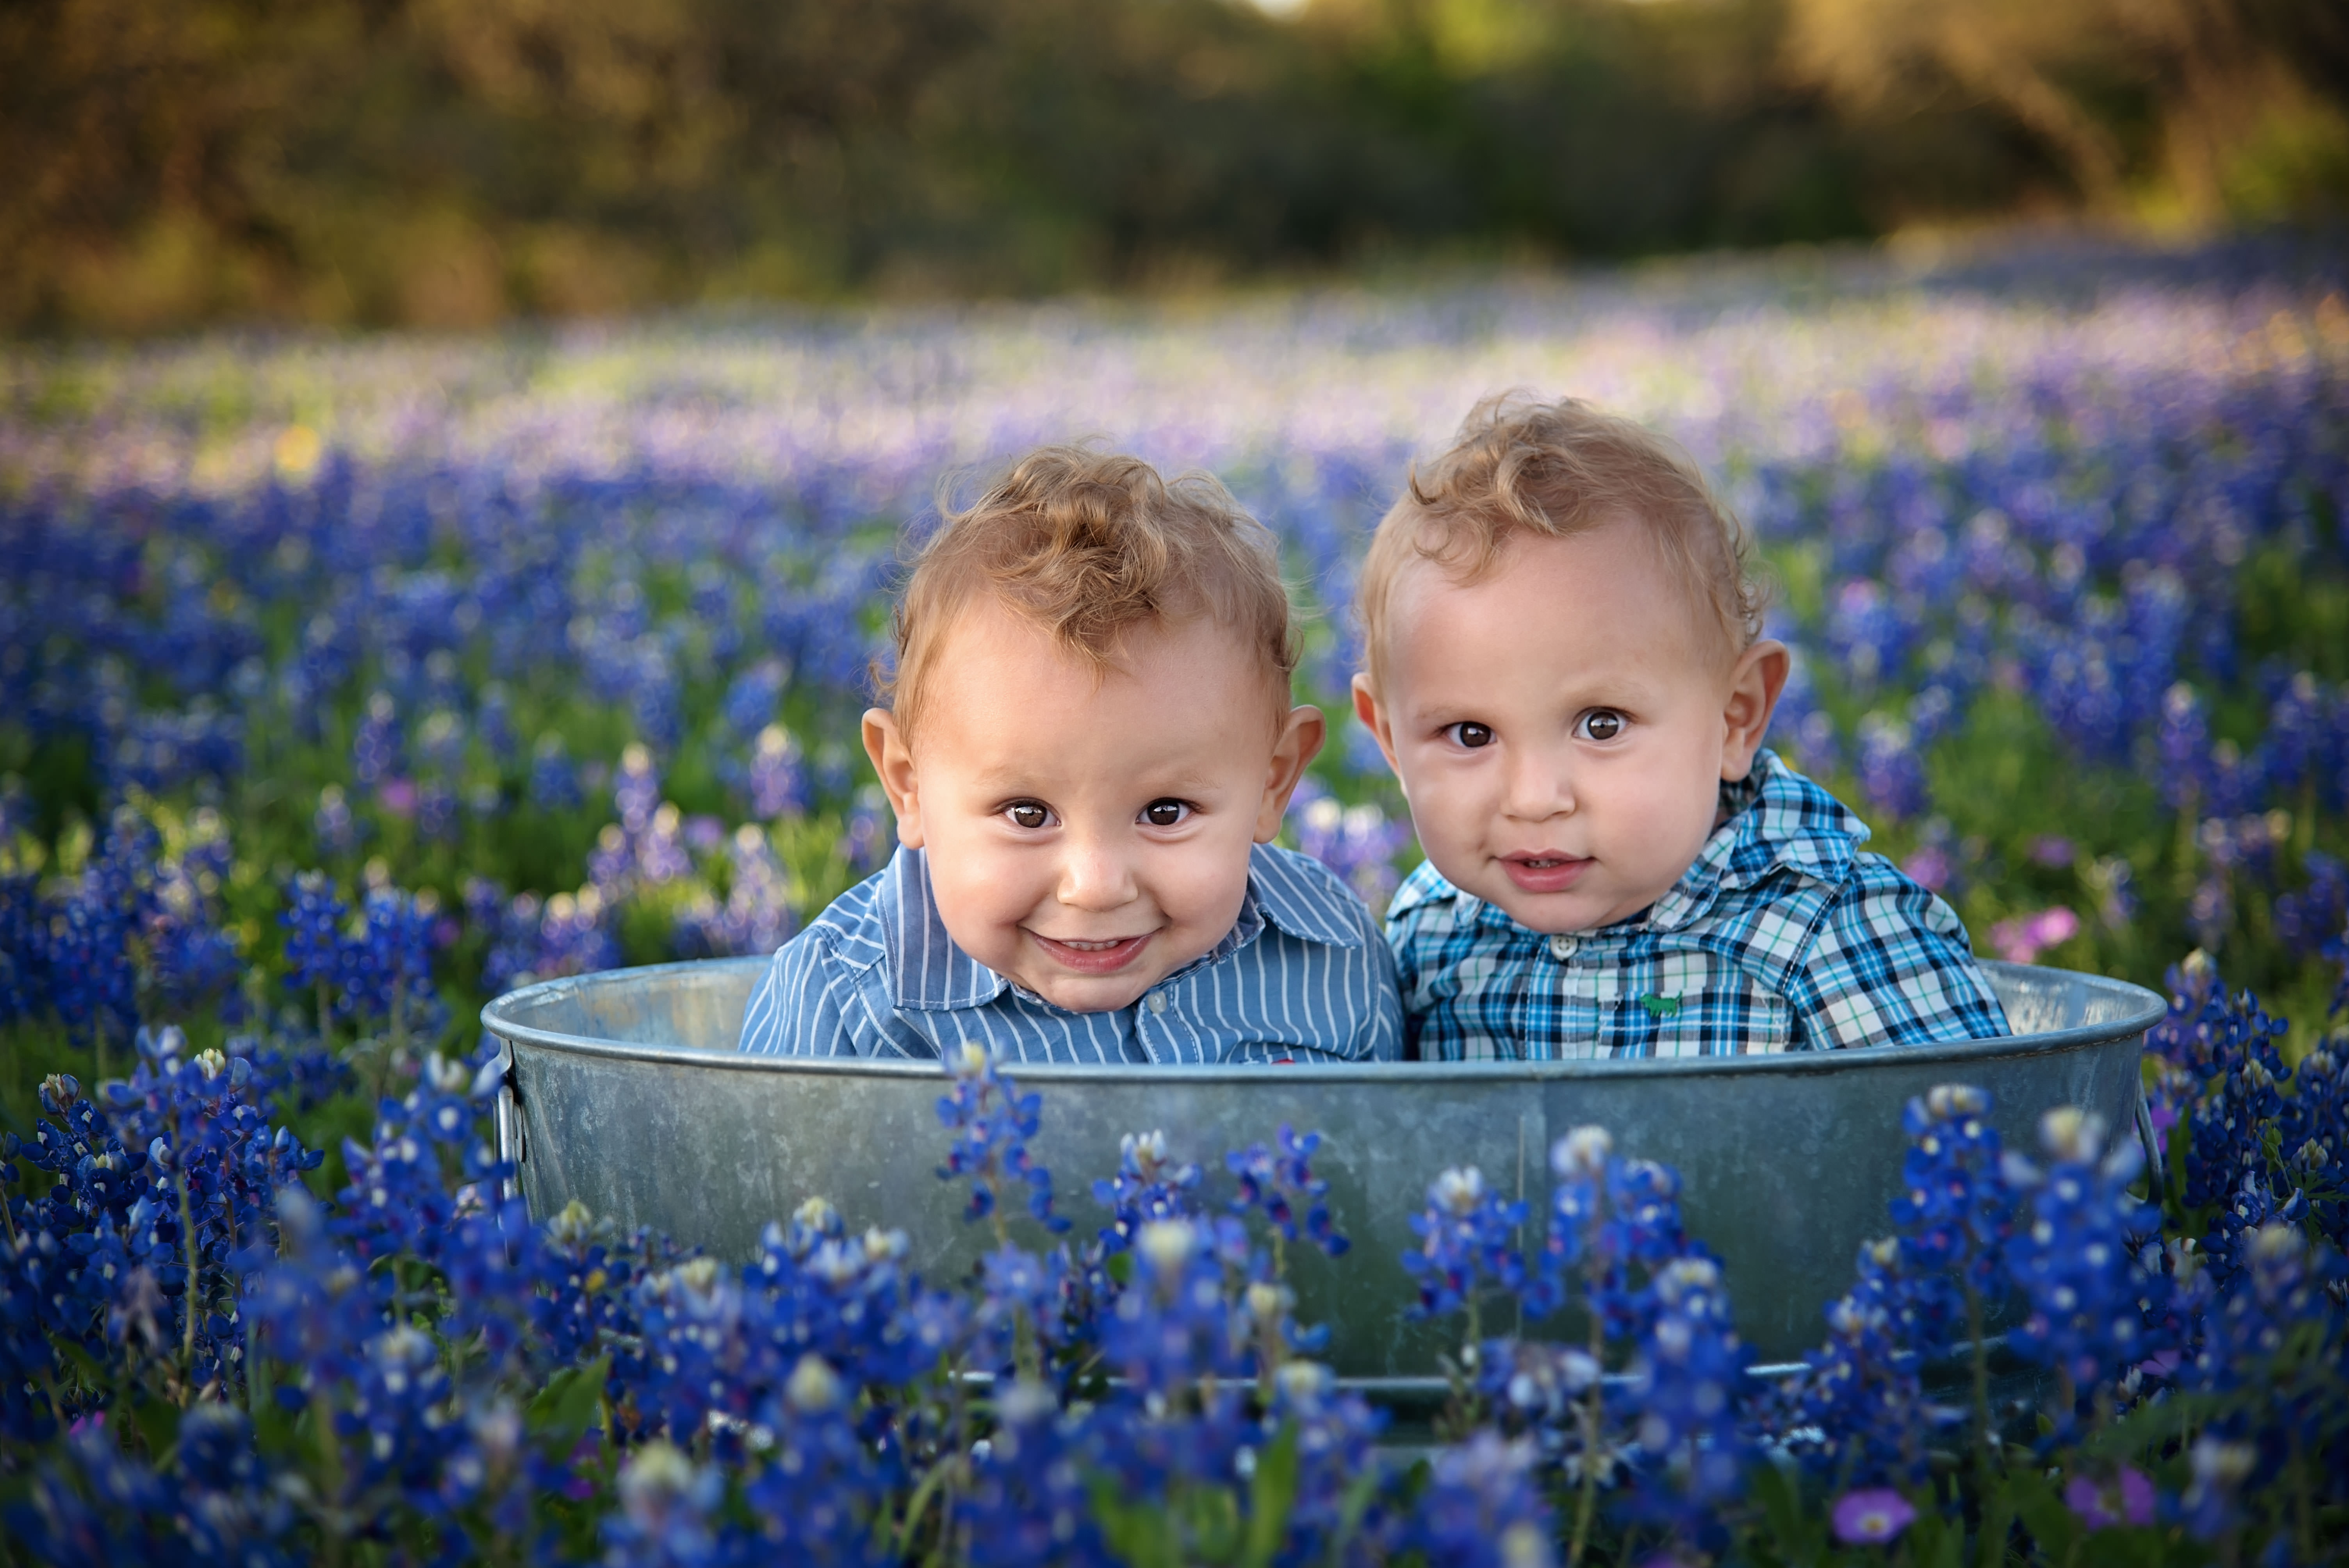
xmin=4 ymin=0 xmax=2345 ymax=331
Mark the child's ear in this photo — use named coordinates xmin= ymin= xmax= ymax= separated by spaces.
xmin=1350 ymin=674 xmax=1404 ymax=779
xmin=1721 ymin=639 xmax=1791 ymax=781
xmin=861 ymin=707 xmax=925 ymax=849
xmin=1253 ymin=704 xmax=1328 ymax=843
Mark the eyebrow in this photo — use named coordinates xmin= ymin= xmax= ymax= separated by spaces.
xmin=1401 ymin=668 xmax=1672 ymax=729
xmin=966 ymin=764 xmax=1233 ymax=797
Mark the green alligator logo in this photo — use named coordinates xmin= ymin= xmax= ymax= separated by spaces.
xmin=1639 ymin=993 xmax=1683 ymax=1019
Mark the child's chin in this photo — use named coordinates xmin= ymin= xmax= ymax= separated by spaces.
xmin=1487 ymin=885 xmax=1606 ymax=934
xmin=1028 ymin=974 xmax=1155 ymax=1014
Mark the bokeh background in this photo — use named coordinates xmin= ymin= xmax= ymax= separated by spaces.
xmin=4 ymin=0 xmax=2349 ymax=1078
xmin=3 ymin=12 xmax=2349 ymax=1559
xmin=6 ymin=0 xmax=2349 ymax=331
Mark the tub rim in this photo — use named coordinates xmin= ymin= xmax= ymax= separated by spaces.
xmin=479 ymin=955 xmax=2168 ymax=1083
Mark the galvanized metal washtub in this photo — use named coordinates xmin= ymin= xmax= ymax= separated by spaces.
xmin=481 ymin=959 xmax=2166 ymax=1387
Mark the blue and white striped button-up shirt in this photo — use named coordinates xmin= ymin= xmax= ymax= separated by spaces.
xmin=736 ymin=843 xmax=1403 ymax=1064
xmin=1390 ymin=750 xmax=2011 ymax=1061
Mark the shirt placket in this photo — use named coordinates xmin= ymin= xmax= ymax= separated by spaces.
xmin=1543 ymin=928 xmax=1607 ymax=1057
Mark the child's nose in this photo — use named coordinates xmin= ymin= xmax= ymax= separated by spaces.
xmin=1057 ymin=834 xmax=1139 ymax=911
xmin=1504 ymin=744 xmax=1574 ymax=820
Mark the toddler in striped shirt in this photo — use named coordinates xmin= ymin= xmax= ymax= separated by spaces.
xmin=1348 ymin=395 xmax=2010 ymax=1060
xmin=737 ymin=446 xmax=1402 ymax=1064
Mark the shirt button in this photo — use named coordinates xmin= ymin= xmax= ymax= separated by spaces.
xmin=1146 ymin=991 xmax=1168 ymax=1015
xmin=1549 ymin=935 xmax=1579 ymax=960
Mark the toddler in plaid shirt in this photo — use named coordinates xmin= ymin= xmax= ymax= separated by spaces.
xmin=1349 ymin=396 xmax=2010 ymax=1059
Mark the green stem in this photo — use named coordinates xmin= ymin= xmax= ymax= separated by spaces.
xmin=1966 ymin=1280 xmax=2001 ymax=1568
xmin=311 ymin=1384 xmax=346 ymax=1568
xmin=2291 ymin=1425 xmax=2314 ymax=1565
xmin=245 ymin=1304 xmax=267 ymax=1423
xmin=385 ymin=982 xmax=408 ymax=1103
xmin=178 ymin=1163 xmax=201 ymax=1381
xmin=1566 ymin=1293 xmax=1606 ymax=1568
xmin=895 ymin=1453 xmax=954 ymax=1561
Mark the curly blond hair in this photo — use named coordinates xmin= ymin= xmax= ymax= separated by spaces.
xmin=881 ymin=446 xmax=1297 ymax=736
xmin=1356 ymin=393 xmax=1766 ymax=692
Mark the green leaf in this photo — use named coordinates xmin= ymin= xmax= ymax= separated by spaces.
xmin=1752 ymin=1461 xmax=1825 ymax=1568
xmin=252 ymin=1392 xmax=300 ymax=1463
xmin=1090 ymin=1479 xmax=1181 ymax=1568
xmin=50 ymin=1336 xmax=110 ymax=1393
xmin=527 ymin=1354 xmax=610 ymax=1452
xmin=2004 ymin=1469 xmax=2081 ymax=1563
xmin=1975 ymin=1475 xmax=2017 ymax=1568
xmin=1241 ymin=1424 xmax=1301 ymax=1568
xmin=1903 ymin=1501 xmax=1962 ymax=1568
xmin=1183 ymin=1481 xmax=1243 ymax=1562
xmin=128 ymin=1395 xmax=180 ymax=1463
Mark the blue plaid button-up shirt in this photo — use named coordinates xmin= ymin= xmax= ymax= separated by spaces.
xmin=1388 ymin=750 xmax=2010 ymax=1060
xmin=737 ymin=843 xmax=1403 ymax=1064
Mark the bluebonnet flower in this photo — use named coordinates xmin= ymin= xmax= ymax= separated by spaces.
xmin=352 ymin=690 xmax=403 ymax=787
xmin=1100 ymin=1218 xmax=1249 ymax=1399
xmin=1884 ymin=1085 xmax=2014 ymax=1356
xmin=1226 ymin=1123 xmax=1349 ymax=1264
xmin=1402 ymin=1431 xmax=1555 ymax=1568
xmin=1406 ymin=1166 xmax=1527 ymax=1322
xmin=314 ymin=784 xmax=360 ymax=855
xmin=280 ymin=870 xmax=351 ymax=1026
xmin=344 ymin=883 xmax=443 ymax=1030
xmin=2000 ymin=1107 xmax=2167 ymax=1423
xmin=603 ymin=1440 xmax=731 ymax=1566
xmin=1854 ymin=713 xmax=1928 ymax=823
xmin=1258 ymin=1358 xmax=1394 ymax=1559
xmin=722 ymin=659 xmax=789 ymax=740
xmin=2176 ymin=1434 xmax=2258 ymax=1542
xmin=743 ymin=725 xmax=808 ymax=820
xmin=1531 ymin=1128 xmax=1694 ymax=1336
xmin=2155 ymin=681 xmax=2216 ymax=812
xmin=1825 ymin=579 xmax=1915 ymax=698
xmin=2 ymin=1423 xmax=188 ymax=1562
xmin=840 ymin=786 xmax=893 ymax=876
xmin=954 ymin=1376 xmax=1107 ymax=1568
xmin=1777 ymin=1236 xmax=1953 ymax=1487
xmin=531 ymin=734 xmax=585 ymax=812
xmin=1285 ymin=780 xmax=1412 ymax=907
xmin=936 ymin=1043 xmax=1066 ymax=1235
xmin=2274 ymin=849 xmax=2346 ymax=959
xmin=476 ymin=680 xmax=517 ymax=763
xmin=1095 ymin=1129 xmax=1201 ymax=1255
xmin=672 ymin=825 xmax=797 ymax=959
xmin=1615 ymin=1255 xmax=1751 ymax=1548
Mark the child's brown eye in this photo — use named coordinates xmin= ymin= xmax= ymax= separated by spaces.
xmin=1141 ymin=799 xmax=1191 ymax=827
xmin=1450 ymin=722 xmax=1494 ymax=749
xmin=1579 ymin=710 xmax=1626 ymax=741
xmin=1007 ymin=802 xmax=1050 ymax=829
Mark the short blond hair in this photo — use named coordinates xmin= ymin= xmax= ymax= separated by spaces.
xmin=1356 ymin=394 xmax=1765 ymax=691
xmin=881 ymin=446 xmax=1297 ymax=737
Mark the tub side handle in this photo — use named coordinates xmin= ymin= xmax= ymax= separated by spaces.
xmin=2133 ymin=1071 xmax=2167 ymax=1207
xmin=492 ymin=1037 xmax=526 ymax=1205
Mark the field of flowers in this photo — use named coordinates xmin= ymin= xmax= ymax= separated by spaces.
xmin=2 ymin=232 xmax=2346 ymax=1564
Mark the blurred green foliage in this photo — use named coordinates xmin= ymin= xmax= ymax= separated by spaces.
xmin=4 ymin=0 xmax=2347 ymax=331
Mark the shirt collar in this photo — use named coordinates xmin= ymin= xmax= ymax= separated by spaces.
xmin=882 ymin=843 xmax=1361 ymax=1014
xmin=1642 ymin=748 xmax=1865 ymax=931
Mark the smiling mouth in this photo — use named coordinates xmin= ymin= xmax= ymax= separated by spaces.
xmin=1501 ymin=853 xmax=1591 ymax=893
xmin=1029 ymin=931 xmax=1153 ymax=974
